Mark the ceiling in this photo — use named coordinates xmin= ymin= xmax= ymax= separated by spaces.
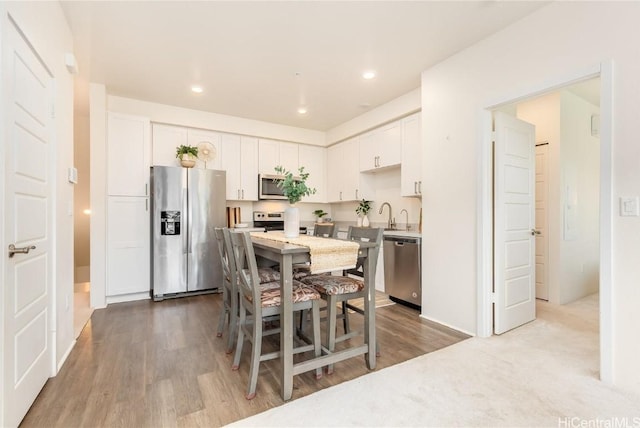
xmin=61 ymin=1 xmax=549 ymax=131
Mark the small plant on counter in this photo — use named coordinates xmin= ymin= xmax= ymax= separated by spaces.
xmin=175 ymin=144 xmax=198 ymax=160
xmin=313 ymin=209 xmax=328 ymax=222
xmin=274 ymin=165 xmax=316 ymax=204
xmin=355 ymin=199 xmax=372 ymax=216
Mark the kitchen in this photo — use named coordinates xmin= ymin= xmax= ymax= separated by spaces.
xmin=101 ymin=103 xmax=423 ymax=308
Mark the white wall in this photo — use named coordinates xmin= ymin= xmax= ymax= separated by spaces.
xmin=421 ymin=2 xmax=639 ymax=393
xmin=517 ymin=91 xmax=600 ymax=305
xmin=74 ymin=113 xmax=91 ymax=281
xmin=2 ymin=2 xmax=76 ymax=369
xmin=558 ymin=91 xmax=600 ymax=303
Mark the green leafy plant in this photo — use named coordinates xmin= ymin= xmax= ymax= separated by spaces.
xmin=313 ymin=209 xmax=328 ymax=219
xmin=274 ymin=165 xmax=316 ymax=205
xmin=175 ymin=145 xmax=198 ymax=160
xmin=355 ymin=199 xmax=372 ymax=216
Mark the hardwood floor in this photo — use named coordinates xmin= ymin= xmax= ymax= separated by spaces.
xmin=21 ymin=293 xmax=469 ymax=427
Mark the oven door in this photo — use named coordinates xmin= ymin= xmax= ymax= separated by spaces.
xmin=259 ymin=174 xmax=288 ymax=200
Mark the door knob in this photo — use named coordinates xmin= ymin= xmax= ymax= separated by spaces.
xmin=8 ymin=244 xmax=36 ymax=258
xmin=530 ymin=229 xmax=541 ymax=236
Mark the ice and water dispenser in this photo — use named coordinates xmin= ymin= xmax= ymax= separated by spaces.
xmin=160 ymin=211 xmax=181 ymax=235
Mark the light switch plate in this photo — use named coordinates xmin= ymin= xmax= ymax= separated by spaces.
xmin=619 ymin=197 xmax=639 ymax=216
xmin=68 ymin=167 xmax=78 ymax=184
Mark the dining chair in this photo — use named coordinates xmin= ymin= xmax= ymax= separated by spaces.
xmin=229 ymin=231 xmax=323 ymax=400
xmin=215 ymin=228 xmax=282 ymax=354
xmin=214 ymin=227 xmax=238 ymax=353
xmin=290 ymin=223 xmax=337 ymax=280
xmin=300 ymin=226 xmax=383 ymax=374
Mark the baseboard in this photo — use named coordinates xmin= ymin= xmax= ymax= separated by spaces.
xmin=56 ymin=339 xmax=76 ymax=373
xmin=419 ymin=313 xmax=475 ymax=337
xmin=106 ymin=292 xmax=150 ymax=305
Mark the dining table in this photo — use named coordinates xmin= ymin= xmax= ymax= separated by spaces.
xmin=250 ymin=232 xmax=378 ymax=401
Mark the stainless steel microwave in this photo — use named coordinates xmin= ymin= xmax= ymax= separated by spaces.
xmin=259 ymin=174 xmax=299 ymax=200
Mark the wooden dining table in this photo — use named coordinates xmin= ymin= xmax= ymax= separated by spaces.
xmin=250 ymin=233 xmax=378 ymax=401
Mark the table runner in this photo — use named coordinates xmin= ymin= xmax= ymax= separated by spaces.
xmin=250 ymin=231 xmax=359 ymax=274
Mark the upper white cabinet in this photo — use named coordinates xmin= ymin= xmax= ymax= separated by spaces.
xmin=222 ymin=134 xmax=259 ymax=201
xmin=259 ymin=139 xmax=299 ymax=174
xmin=107 ymin=112 xmax=151 ymax=196
xmin=152 ymin=123 xmax=187 ymax=167
xmin=187 ymin=129 xmax=222 ymax=170
xmin=327 ymin=138 xmax=373 ymax=203
xmin=359 ymin=120 xmax=402 ymax=172
xmin=400 ymin=112 xmax=422 ymax=197
xmin=298 ymin=145 xmax=326 ymax=203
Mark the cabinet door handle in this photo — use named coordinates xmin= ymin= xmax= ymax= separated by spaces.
xmin=241 ymin=189 xmax=244 ymax=199
xmin=146 ymin=199 xmax=148 ymax=211
xmin=237 ymin=189 xmax=240 ymax=199
xmin=355 ymin=189 xmax=359 ymax=199
xmin=414 ymin=181 xmax=417 ymax=194
xmin=418 ymin=181 xmax=422 ymax=194
xmin=339 ymin=191 xmax=342 ymax=201
xmin=145 ymin=183 xmax=148 ymax=196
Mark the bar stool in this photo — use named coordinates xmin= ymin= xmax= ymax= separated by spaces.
xmin=300 ymin=226 xmax=383 ymax=374
xmin=228 ymin=231 xmax=323 ymax=400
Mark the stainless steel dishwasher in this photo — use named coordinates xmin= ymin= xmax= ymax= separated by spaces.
xmin=384 ymin=235 xmax=421 ymax=309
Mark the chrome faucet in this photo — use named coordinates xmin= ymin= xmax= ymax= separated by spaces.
xmin=400 ymin=208 xmax=410 ymax=231
xmin=379 ymin=202 xmax=395 ymax=230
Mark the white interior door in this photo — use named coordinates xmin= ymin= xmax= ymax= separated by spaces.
xmin=2 ymin=19 xmax=54 ymax=427
xmin=494 ymin=111 xmax=536 ymax=334
xmin=535 ymin=143 xmax=549 ymax=300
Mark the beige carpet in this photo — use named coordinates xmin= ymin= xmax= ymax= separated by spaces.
xmin=228 ymin=293 xmax=640 ymax=427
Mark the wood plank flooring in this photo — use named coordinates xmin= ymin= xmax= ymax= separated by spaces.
xmin=20 ymin=293 xmax=469 ymax=427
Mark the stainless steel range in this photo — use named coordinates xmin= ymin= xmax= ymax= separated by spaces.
xmin=253 ymin=211 xmax=307 ymax=234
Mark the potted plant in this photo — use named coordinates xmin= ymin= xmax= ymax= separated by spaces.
xmin=313 ymin=209 xmax=328 ymax=223
xmin=274 ymin=165 xmax=316 ymax=237
xmin=356 ymin=199 xmax=372 ymax=227
xmin=176 ymin=145 xmax=198 ymax=168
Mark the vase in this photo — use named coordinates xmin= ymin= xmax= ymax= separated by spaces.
xmin=357 ymin=216 xmax=363 ymax=227
xmin=180 ymin=154 xmax=196 ymax=168
xmin=284 ymin=205 xmax=300 ymax=238
xmin=362 ymin=215 xmax=370 ymax=227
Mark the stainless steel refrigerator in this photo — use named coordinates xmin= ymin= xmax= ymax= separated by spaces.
xmin=151 ymin=166 xmax=226 ymax=300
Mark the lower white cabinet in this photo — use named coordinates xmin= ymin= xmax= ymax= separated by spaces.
xmin=107 ymin=196 xmax=150 ymax=297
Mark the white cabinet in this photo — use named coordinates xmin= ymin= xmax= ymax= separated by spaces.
xmin=106 ymin=196 xmax=150 ymax=296
xmin=187 ymin=128 xmax=222 ymax=170
xmin=152 ymin=124 xmax=222 ymax=170
xmin=400 ymin=112 xmax=422 ymax=197
xmin=107 ymin=112 xmax=151 ymax=196
xmin=298 ymin=145 xmax=326 ymax=203
xmin=327 ymin=138 xmax=373 ymax=202
xmin=152 ymin=123 xmax=187 ymax=167
xmin=359 ymin=120 xmax=402 ymax=172
xmin=259 ymin=139 xmax=299 ymax=174
xmin=221 ymin=134 xmax=259 ymax=201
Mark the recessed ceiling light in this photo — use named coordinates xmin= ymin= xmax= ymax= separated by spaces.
xmin=191 ymin=85 xmax=203 ymax=93
xmin=362 ymin=71 xmax=376 ymax=80
xmin=297 ymin=107 xmax=308 ymax=115
xmin=83 ymin=209 xmax=91 ymax=215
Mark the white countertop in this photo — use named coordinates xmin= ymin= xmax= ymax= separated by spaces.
xmin=383 ymin=230 xmax=422 ymax=238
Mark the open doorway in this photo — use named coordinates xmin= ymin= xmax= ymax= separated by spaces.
xmin=73 ymin=111 xmax=93 ymax=337
xmin=494 ymin=78 xmax=600 ymax=316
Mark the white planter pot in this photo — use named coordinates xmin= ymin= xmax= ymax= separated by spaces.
xmin=180 ymin=153 xmax=196 ymax=168
xmin=362 ymin=215 xmax=370 ymax=227
xmin=357 ymin=216 xmax=363 ymax=227
xmin=284 ymin=205 xmax=300 ymax=238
